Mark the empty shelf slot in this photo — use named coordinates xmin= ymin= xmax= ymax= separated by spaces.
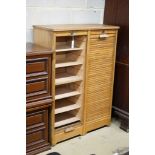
xmin=55 ymin=87 xmax=80 ymax=100
xmin=56 ymin=60 xmax=83 ymax=68
xmin=56 ymin=44 xmax=83 ymax=52
xmin=55 ymin=113 xmax=80 ymax=128
xmin=55 ymin=99 xmax=80 ymax=114
xmin=55 ymin=73 xmax=82 ymax=85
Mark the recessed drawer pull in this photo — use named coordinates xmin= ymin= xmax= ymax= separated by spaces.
xmin=99 ymin=33 xmax=109 ymax=39
xmin=64 ymin=127 xmax=74 ymax=133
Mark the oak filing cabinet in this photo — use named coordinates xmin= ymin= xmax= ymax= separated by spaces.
xmin=26 ymin=24 xmax=119 ymax=151
xmin=26 ymin=43 xmax=52 ymax=155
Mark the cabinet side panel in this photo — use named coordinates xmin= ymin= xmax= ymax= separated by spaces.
xmin=33 ymin=28 xmax=52 ymax=48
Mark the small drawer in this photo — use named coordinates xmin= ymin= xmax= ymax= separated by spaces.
xmin=26 ymin=76 xmax=50 ymax=101
xmin=27 ymin=109 xmax=48 ymax=129
xmin=26 ymin=127 xmax=46 ymax=144
xmin=26 ymin=56 xmax=50 ymax=78
xmin=26 ymin=108 xmax=50 ymax=154
xmin=55 ymin=125 xmax=82 ymax=143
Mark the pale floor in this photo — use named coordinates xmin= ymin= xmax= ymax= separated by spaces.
xmin=38 ymin=118 xmax=129 ymax=155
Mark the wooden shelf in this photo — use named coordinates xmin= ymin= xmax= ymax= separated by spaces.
xmin=56 ymin=44 xmax=83 ymax=52
xmin=55 ymin=99 xmax=80 ymax=114
xmin=55 ymin=73 xmax=82 ymax=85
xmin=55 ymin=87 xmax=80 ymax=100
xmin=55 ymin=113 xmax=80 ymax=127
xmin=56 ymin=60 xmax=83 ymax=68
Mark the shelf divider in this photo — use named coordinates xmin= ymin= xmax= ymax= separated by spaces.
xmin=55 ymin=87 xmax=81 ymax=100
xmin=56 ymin=44 xmax=83 ymax=52
xmin=55 ymin=99 xmax=80 ymax=114
xmin=55 ymin=73 xmax=82 ymax=85
xmin=56 ymin=60 xmax=83 ymax=68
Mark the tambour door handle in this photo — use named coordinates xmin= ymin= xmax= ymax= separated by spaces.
xmin=99 ymin=33 xmax=109 ymax=39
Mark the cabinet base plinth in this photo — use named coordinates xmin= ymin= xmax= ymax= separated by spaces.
xmin=85 ymin=117 xmax=111 ymax=133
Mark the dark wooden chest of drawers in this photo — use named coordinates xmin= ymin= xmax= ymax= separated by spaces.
xmin=26 ymin=43 xmax=52 ymax=155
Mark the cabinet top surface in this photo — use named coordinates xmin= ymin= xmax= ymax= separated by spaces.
xmin=26 ymin=43 xmax=52 ymax=56
xmin=33 ymin=24 xmax=119 ymax=31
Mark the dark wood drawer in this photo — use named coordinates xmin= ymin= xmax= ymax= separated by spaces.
xmin=26 ymin=108 xmax=50 ymax=155
xmin=27 ymin=109 xmax=47 ymax=129
xmin=26 ymin=56 xmax=50 ymax=78
xmin=26 ymin=76 xmax=51 ymax=102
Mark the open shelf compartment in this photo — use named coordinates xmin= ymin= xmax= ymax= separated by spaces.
xmin=55 ymin=96 xmax=81 ymax=114
xmin=55 ymin=66 xmax=83 ymax=85
xmin=55 ymin=82 xmax=82 ymax=100
xmin=56 ymin=50 xmax=84 ymax=68
xmin=54 ymin=34 xmax=86 ymax=131
xmin=56 ymin=35 xmax=86 ymax=52
xmin=55 ymin=110 xmax=80 ymax=128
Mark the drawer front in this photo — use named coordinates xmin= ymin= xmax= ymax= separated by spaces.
xmin=27 ymin=109 xmax=48 ymax=129
xmin=27 ymin=127 xmax=46 ymax=144
xmin=26 ymin=56 xmax=50 ymax=78
xmin=26 ymin=77 xmax=50 ymax=101
xmin=26 ymin=108 xmax=49 ymax=153
xmin=55 ymin=125 xmax=82 ymax=144
xmin=85 ymin=30 xmax=117 ymax=123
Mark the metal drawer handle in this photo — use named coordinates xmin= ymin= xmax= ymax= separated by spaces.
xmin=64 ymin=127 xmax=74 ymax=133
xmin=99 ymin=33 xmax=109 ymax=39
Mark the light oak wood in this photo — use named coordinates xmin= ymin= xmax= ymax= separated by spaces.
xmin=55 ymin=87 xmax=81 ymax=100
xmin=50 ymin=32 xmax=56 ymax=144
xmin=33 ymin=28 xmax=52 ymax=48
xmin=55 ymin=124 xmax=83 ymax=144
xmin=33 ymin=24 xmax=119 ymax=145
xmin=55 ymin=99 xmax=80 ymax=114
xmin=56 ymin=60 xmax=83 ymax=68
xmin=33 ymin=24 xmax=119 ymax=31
xmin=55 ymin=112 xmax=80 ymax=127
xmin=56 ymin=45 xmax=83 ymax=52
xmin=85 ymin=117 xmax=111 ymax=132
xmin=84 ymin=29 xmax=118 ymax=133
xmin=55 ymin=72 xmax=82 ymax=85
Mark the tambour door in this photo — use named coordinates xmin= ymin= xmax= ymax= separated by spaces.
xmin=85 ymin=29 xmax=118 ymax=132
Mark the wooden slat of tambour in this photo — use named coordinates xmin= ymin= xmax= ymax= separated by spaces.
xmin=86 ymin=98 xmax=111 ymax=122
xmin=90 ymin=37 xmax=115 ymax=43
xmin=87 ymin=112 xmax=110 ymax=120
xmin=90 ymin=30 xmax=117 ymax=35
xmin=90 ymin=43 xmax=115 ymax=48
xmin=87 ymin=92 xmax=111 ymax=99
xmin=90 ymin=33 xmax=116 ymax=39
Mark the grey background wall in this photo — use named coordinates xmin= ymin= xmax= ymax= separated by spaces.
xmin=26 ymin=0 xmax=105 ymax=42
